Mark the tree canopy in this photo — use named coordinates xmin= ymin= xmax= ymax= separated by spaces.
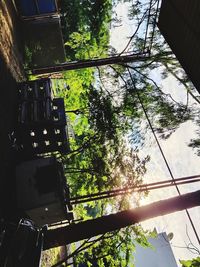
xmin=39 ymin=0 xmax=200 ymax=266
xmin=180 ymin=257 xmax=200 ymax=267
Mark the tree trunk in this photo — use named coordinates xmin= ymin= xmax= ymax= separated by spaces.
xmin=44 ymin=190 xmax=200 ymax=250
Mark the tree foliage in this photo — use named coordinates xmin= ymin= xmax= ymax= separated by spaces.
xmin=72 ymin=226 xmax=156 ymax=267
xmin=47 ymin=0 xmax=200 ymax=266
xmin=60 ymin=0 xmax=112 ymax=60
xmin=180 ymin=257 xmax=200 ymax=267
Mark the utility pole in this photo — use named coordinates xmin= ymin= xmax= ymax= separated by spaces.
xmin=32 ymin=52 xmax=150 ymax=75
xmin=44 ymin=190 xmax=200 ymax=250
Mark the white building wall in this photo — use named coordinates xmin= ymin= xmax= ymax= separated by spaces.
xmin=134 ymin=232 xmax=178 ymax=267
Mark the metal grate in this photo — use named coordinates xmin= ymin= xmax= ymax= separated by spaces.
xmin=16 ymin=78 xmax=70 ymax=155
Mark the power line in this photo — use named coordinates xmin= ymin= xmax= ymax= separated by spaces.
xmin=70 ymin=175 xmax=200 ymax=205
xmin=127 ymin=67 xmax=200 ymax=246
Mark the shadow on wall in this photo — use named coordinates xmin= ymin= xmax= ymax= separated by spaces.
xmin=16 ymin=0 xmax=66 ymax=68
xmin=23 ymin=17 xmax=66 ymax=68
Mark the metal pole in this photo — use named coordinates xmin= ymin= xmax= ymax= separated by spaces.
xmin=32 ymin=52 xmax=150 ymax=75
xmin=44 ymin=190 xmax=200 ymax=249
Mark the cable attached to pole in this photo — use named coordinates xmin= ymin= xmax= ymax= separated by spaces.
xmin=127 ymin=67 xmax=200 ymax=246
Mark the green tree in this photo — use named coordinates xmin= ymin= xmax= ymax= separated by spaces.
xmin=60 ymin=0 xmax=112 ymax=60
xmin=42 ymin=1 xmax=200 ymax=266
xmin=180 ymin=257 xmax=200 ymax=267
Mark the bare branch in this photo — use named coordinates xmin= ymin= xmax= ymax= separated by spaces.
xmin=118 ymin=10 xmax=148 ymax=56
xmin=123 ymin=63 xmax=185 ymax=107
xmin=163 ymin=62 xmax=200 ymax=105
xmin=52 ymin=234 xmax=107 ymax=267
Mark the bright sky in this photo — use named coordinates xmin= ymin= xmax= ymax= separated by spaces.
xmin=140 ymin=116 xmax=200 ymax=265
xmin=110 ymin=1 xmax=200 ymax=266
xmin=110 ymin=2 xmax=136 ymax=53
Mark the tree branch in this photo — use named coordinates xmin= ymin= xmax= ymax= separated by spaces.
xmin=163 ymin=62 xmax=200 ymax=105
xmin=123 ymin=63 xmax=185 ymax=107
xmin=52 ymin=234 xmax=107 ymax=267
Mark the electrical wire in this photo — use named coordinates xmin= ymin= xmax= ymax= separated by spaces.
xmin=127 ymin=67 xmax=200 ymax=246
xmin=71 ymin=176 xmax=200 ymax=205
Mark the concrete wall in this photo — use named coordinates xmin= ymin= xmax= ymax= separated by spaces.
xmin=134 ymin=232 xmax=178 ymax=267
xmin=16 ymin=157 xmax=66 ymax=226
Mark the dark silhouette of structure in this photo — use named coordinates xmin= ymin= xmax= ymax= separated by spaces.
xmin=158 ymin=0 xmax=200 ymax=93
